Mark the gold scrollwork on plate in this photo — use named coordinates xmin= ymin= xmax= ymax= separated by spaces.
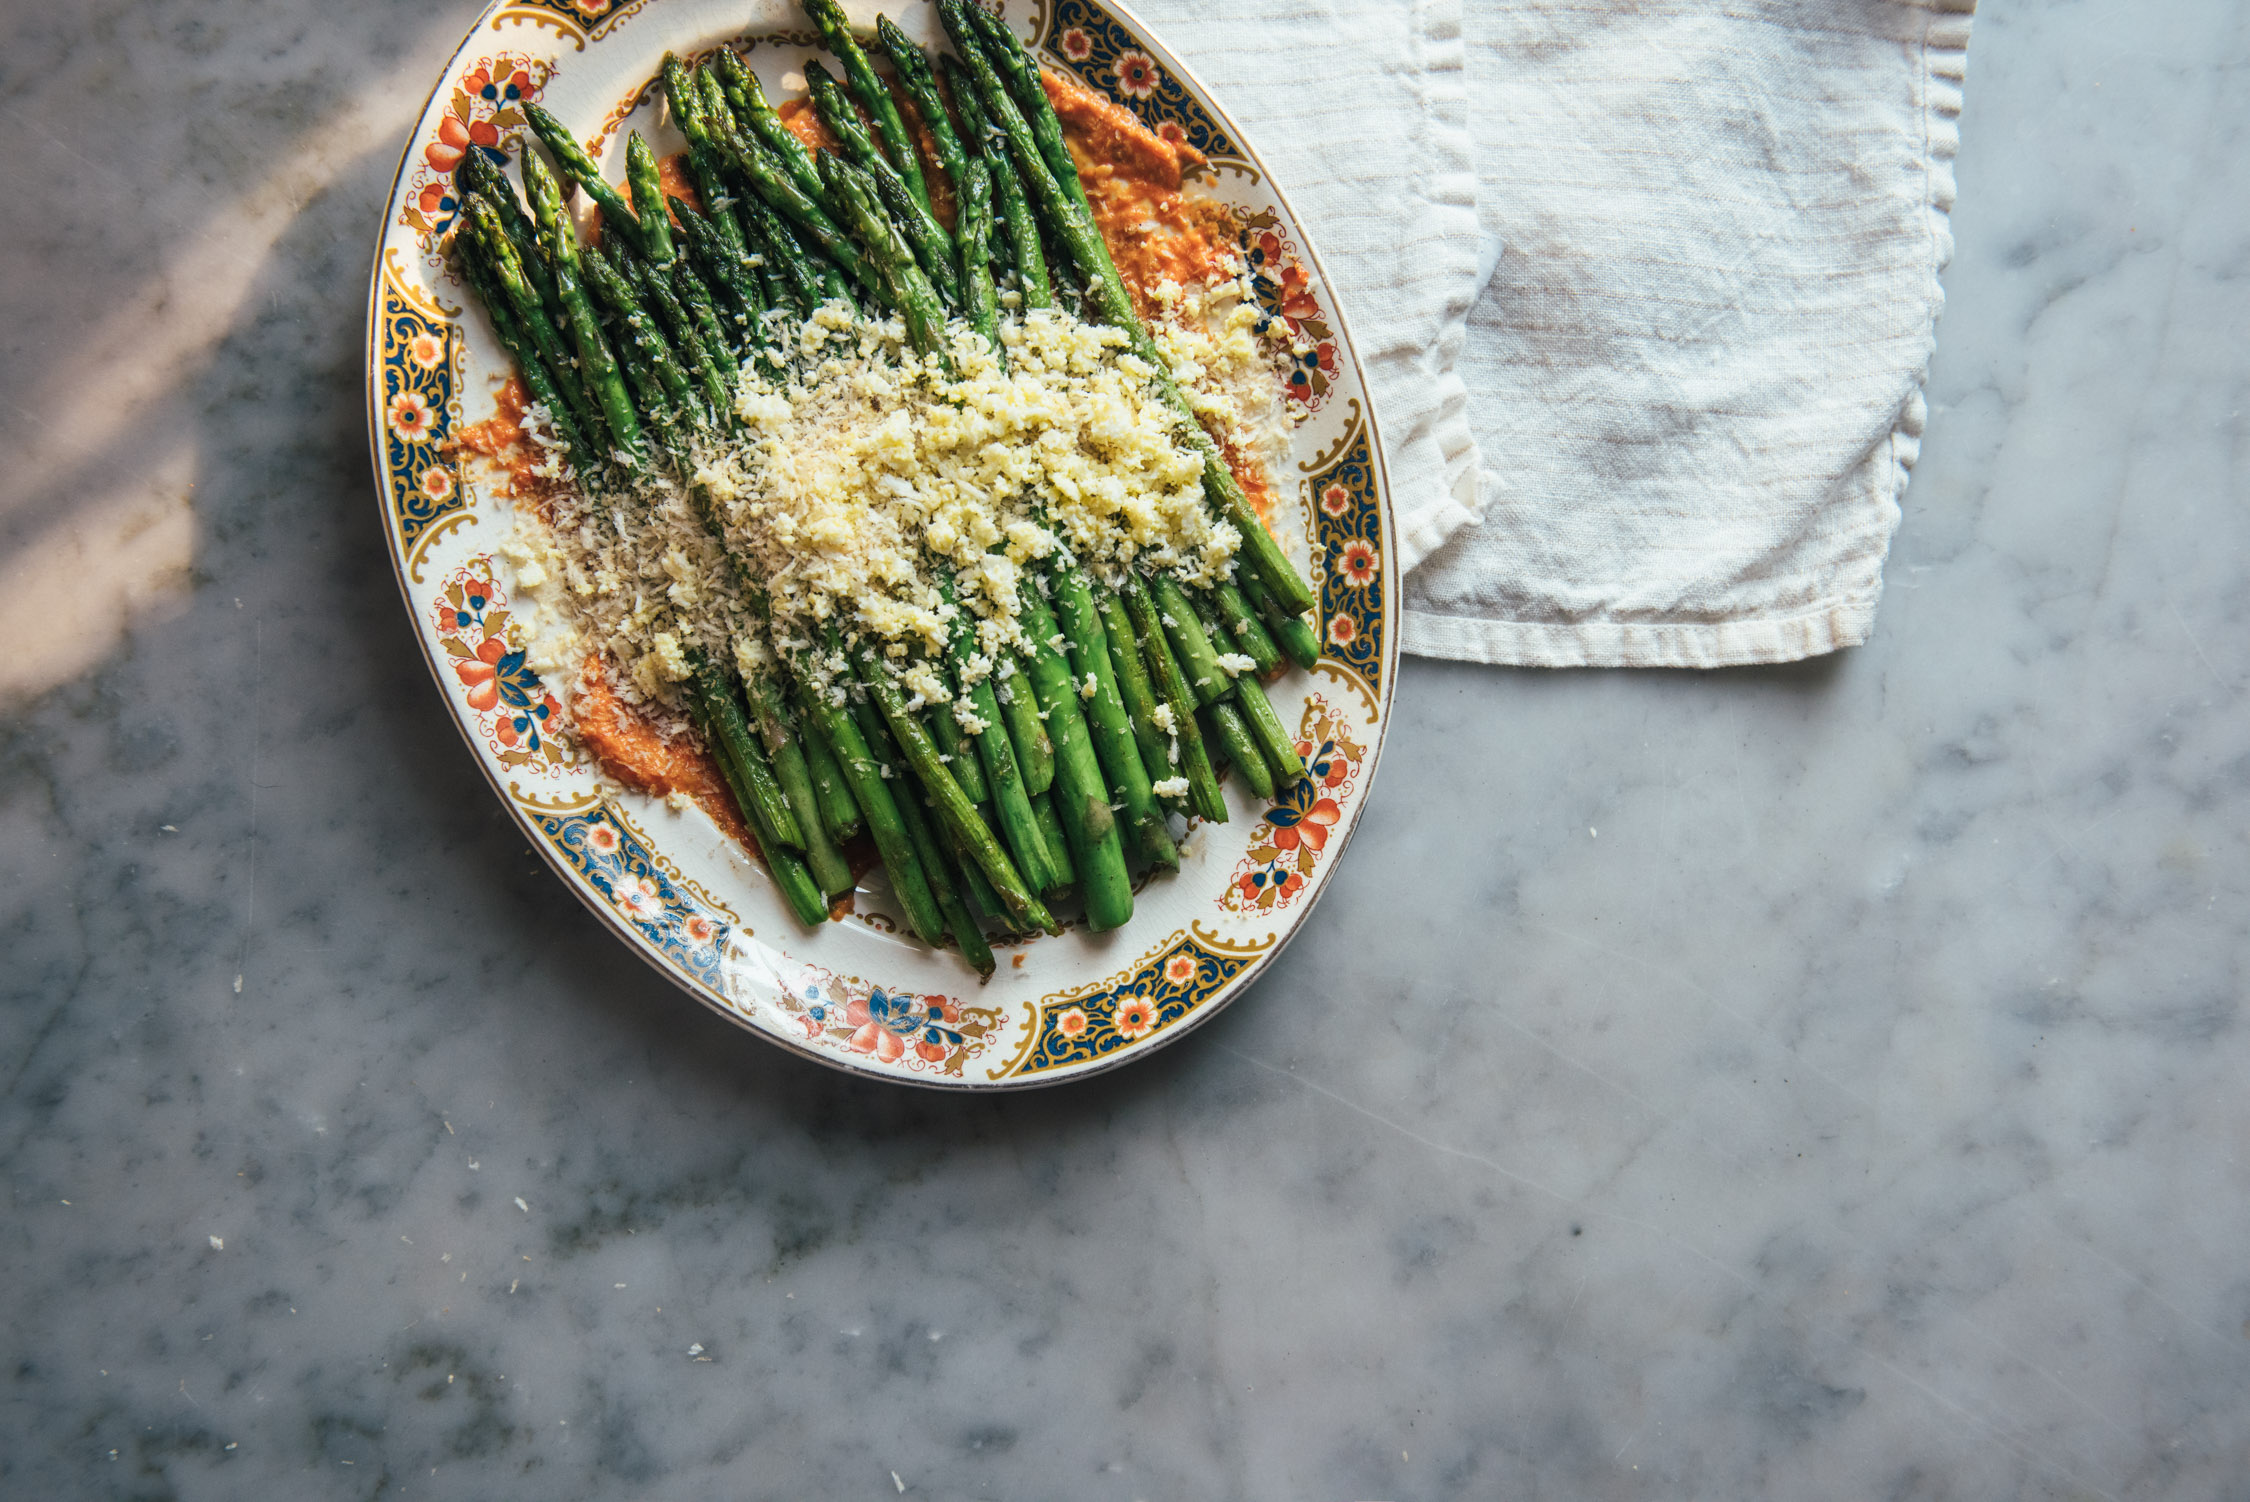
xmin=508 ymin=781 xmax=601 ymax=814
xmin=1299 ymin=401 xmax=1365 ymax=474
xmin=383 ymin=248 xmax=460 ymax=321
xmin=407 ymin=509 xmax=477 ymax=583
xmin=589 ymin=77 xmax=663 ymax=156
xmin=1311 ymin=659 xmax=1377 ymax=722
xmin=491 ymin=6 xmax=588 ymax=49
xmin=999 ymin=926 xmax=1264 ymax=1078
xmin=1188 ymin=920 xmax=1277 ymax=957
xmin=735 ymin=28 xmax=821 ymax=52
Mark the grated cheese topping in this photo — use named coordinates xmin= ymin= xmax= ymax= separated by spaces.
xmin=1152 ymin=275 xmax=1299 ymax=479
xmin=691 ymin=301 xmax=1246 ymax=697
xmin=490 ymin=280 xmax=1294 ymax=734
xmin=496 ymin=469 xmax=751 ymax=729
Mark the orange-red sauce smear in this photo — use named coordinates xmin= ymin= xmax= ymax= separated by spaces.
xmin=1041 ymin=72 xmax=1279 ymax=529
xmin=480 ymin=75 xmax=1280 ymax=879
xmin=449 ymin=374 xmax=569 ymax=524
xmin=571 ymin=662 xmax=760 ymax=856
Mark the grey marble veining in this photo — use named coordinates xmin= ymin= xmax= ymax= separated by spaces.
xmin=5 ymin=1 xmax=2249 ymax=1497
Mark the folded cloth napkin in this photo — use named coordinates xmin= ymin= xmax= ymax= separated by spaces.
xmin=1139 ymin=0 xmax=1975 ymax=669
xmin=1126 ymin=0 xmax=1486 ymax=577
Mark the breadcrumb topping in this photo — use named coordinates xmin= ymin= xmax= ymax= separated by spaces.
xmin=490 ymin=280 xmax=1291 ymax=732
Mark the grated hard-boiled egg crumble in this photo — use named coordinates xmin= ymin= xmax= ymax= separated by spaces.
xmin=489 ymin=283 xmax=1297 ymax=733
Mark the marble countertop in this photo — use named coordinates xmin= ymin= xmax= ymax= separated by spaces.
xmin=6 ymin=1 xmax=2247 ymax=1496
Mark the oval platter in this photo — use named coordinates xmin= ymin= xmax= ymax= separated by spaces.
xmin=367 ymin=0 xmax=1397 ymax=1087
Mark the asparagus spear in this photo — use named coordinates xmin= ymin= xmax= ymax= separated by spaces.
xmin=938 ymin=575 xmax=1058 ymax=893
xmin=1096 ymin=588 xmax=1182 ymax=800
xmin=923 ymin=695 xmax=990 ymax=805
xmin=800 ymin=0 xmax=932 ymax=212
xmin=1203 ymin=697 xmax=1272 ymax=802
xmin=917 ymin=793 xmax=997 ymax=978
xmin=805 ymin=62 xmax=958 ymax=306
xmin=456 ymin=152 xmax=564 ymax=322
xmin=955 ymin=152 xmax=998 ymax=344
xmin=942 ymin=54 xmax=1049 ymax=308
xmin=854 ymin=701 xmax=993 ymax=977
xmin=799 ymin=709 xmax=862 ymax=839
xmin=1240 ymin=566 xmax=1323 ymax=669
xmin=521 ymin=150 xmax=647 ymax=468
xmin=617 ymin=243 xmax=730 ymax=422
xmin=689 ymin=656 xmax=826 ymax=925
xmin=877 ymin=15 xmax=968 ymax=201
xmin=624 ymin=133 xmax=675 ymax=265
xmin=671 ymin=195 xmax=768 ymax=347
xmin=667 ymin=254 xmax=739 ymax=384
xmin=699 ymin=723 xmax=826 ymax=926
xmin=580 ymin=243 xmax=707 ymax=427
xmin=661 ymin=54 xmax=748 ymax=258
xmin=710 ymin=47 xmax=825 ymax=205
xmin=688 ymin=652 xmax=804 ymax=851
xmin=1192 ymin=594 xmax=1305 ymax=785
xmin=739 ymin=193 xmax=826 ymax=317
xmin=1013 ymin=581 xmax=1134 ymax=930
xmin=960 ymin=0 xmax=1082 ymax=215
xmin=993 ymin=656 xmax=1054 ymax=796
xmin=1050 ymin=562 xmax=1178 ymax=870
xmin=850 ymin=645 xmax=1056 ymax=933
xmin=452 ymin=237 xmax=599 ymax=478
xmin=1231 ymin=671 xmax=1304 ymax=788
xmin=1212 ymin=580 xmax=1281 ymax=679
xmin=800 ymin=682 xmax=947 ymax=945
xmin=1030 ymin=788 xmax=1076 ymax=887
xmin=949 ymin=820 xmax=1016 ymax=928
xmin=522 ymin=102 xmax=647 ymax=256
xmin=1122 ymin=577 xmax=1226 ymax=824
xmin=1150 ymin=572 xmax=1228 ymax=706
xmin=818 ymin=153 xmax=950 ymax=361
xmin=458 ymin=195 xmax=605 ymax=461
xmin=702 ymin=95 xmax=881 ymax=301
xmin=701 ymin=61 xmax=856 ymax=312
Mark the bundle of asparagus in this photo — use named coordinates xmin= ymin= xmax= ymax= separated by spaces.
xmin=445 ymin=0 xmax=1324 ymax=977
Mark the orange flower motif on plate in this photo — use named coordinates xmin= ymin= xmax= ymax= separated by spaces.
xmin=431 ymin=559 xmax=570 ymax=770
xmin=1114 ymin=996 xmax=1157 ymax=1040
xmin=1113 ymin=49 xmax=1160 ymax=100
xmin=1220 ymin=695 xmax=1367 ymax=915
xmin=389 ymin=390 xmax=437 ymax=442
xmin=399 ymin=54 xmax=553 ymax=249
xmin=775 ymin=970 xmax=1003 ymax=1077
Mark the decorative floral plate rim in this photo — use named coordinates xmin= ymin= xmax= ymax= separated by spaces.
xmin=364 ymin=0 xmax=1400 ymax=1089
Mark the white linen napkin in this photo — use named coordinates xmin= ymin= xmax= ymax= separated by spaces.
xmin=1124 ymin=0 xmax=1486 ymax=577
xmin=1135 ymin=0 xmax=1974 ymax=669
